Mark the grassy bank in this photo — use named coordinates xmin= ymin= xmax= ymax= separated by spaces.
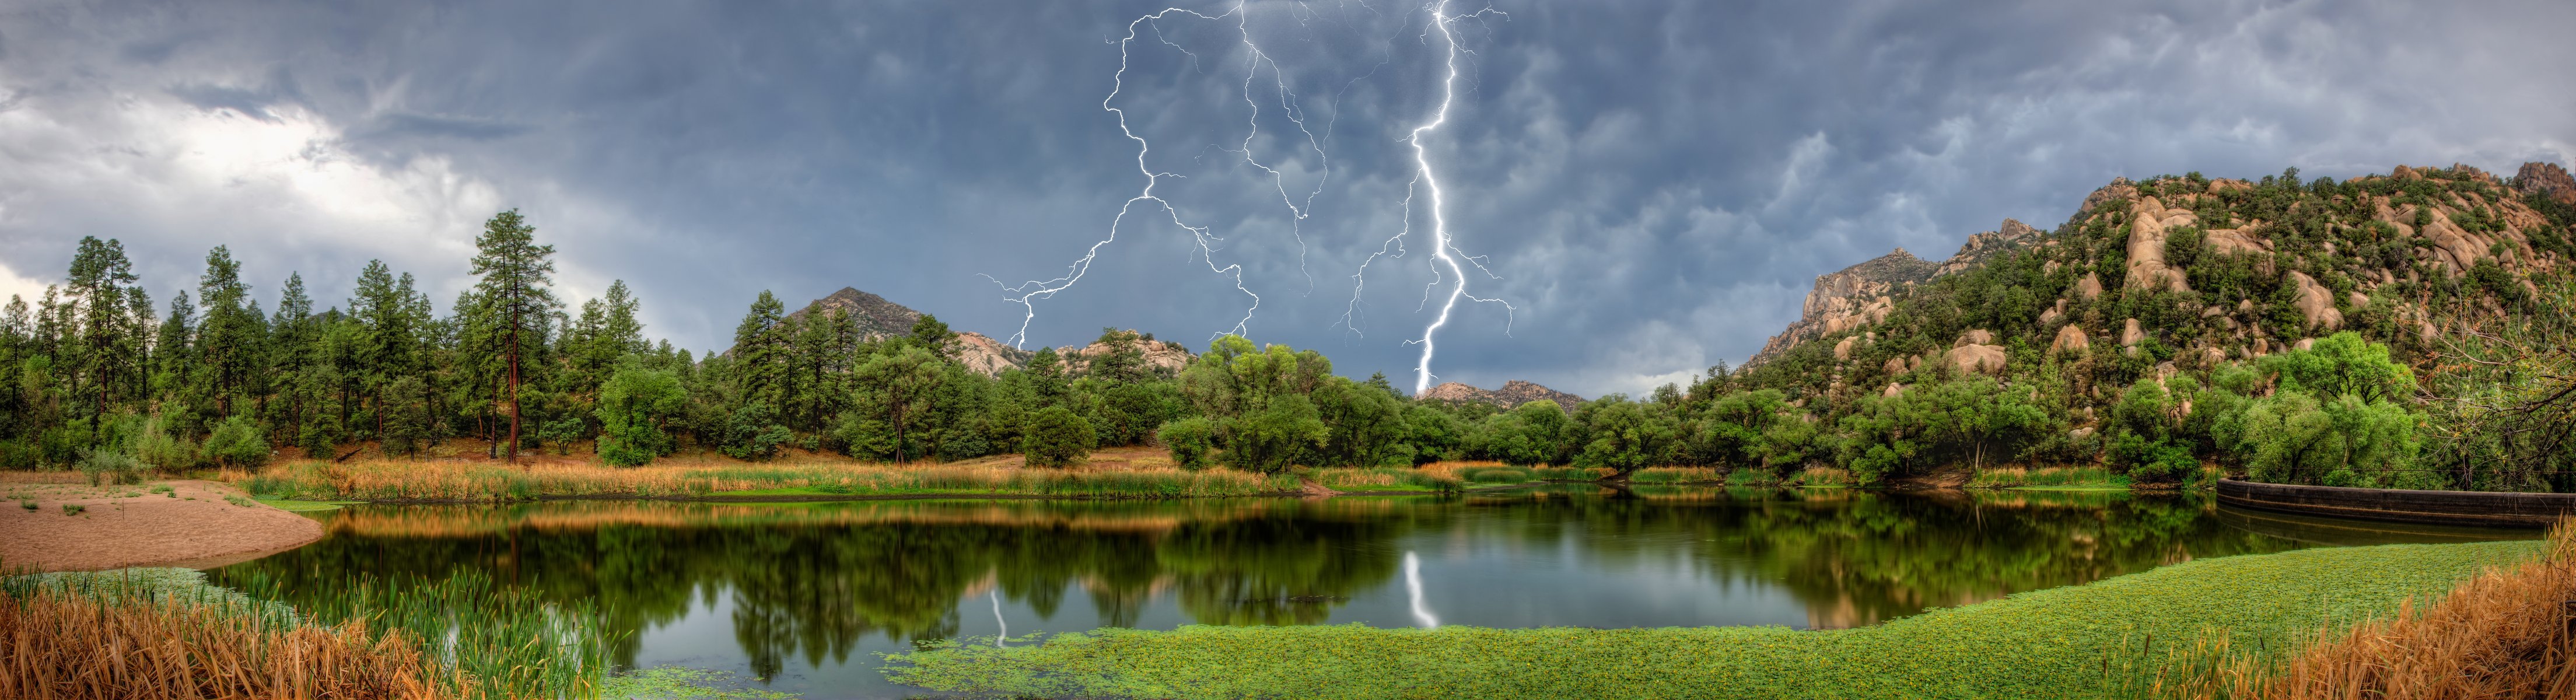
xmin=230 ymin=451 xmax=1303 ymax=503
xmin=883 ymin=538 xmax=2547 ymax=699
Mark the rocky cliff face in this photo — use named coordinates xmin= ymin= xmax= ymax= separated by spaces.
xmin=2517 ymin=162 xmax=2576 ymax=205
xmin=1749 ymin=218 xmax=2042 ymax=365
xmin=1418 ymin=380 xmax=1585 ymax=412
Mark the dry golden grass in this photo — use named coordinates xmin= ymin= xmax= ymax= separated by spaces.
xmin=229 ymin=445 xmax=1295 ymax=502
xmin=0 ymin=590 xmax=450 ymax=699
xmin=2155 ymin=520 xmax=2576 ymax=699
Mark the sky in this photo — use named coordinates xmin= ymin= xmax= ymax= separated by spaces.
xmin=1 ymin=0 xmax=2570 ymax=398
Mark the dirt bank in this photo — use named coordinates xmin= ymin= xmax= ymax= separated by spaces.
xmin=0 ymin=477 xmax=325 ymax=572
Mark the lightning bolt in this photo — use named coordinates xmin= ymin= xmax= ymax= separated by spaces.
xmin=991 ymin=0 xmax=1512 ymax=388
xmin=989 ymin=2 xmax=1355 ymax=348
xmin=1391 ymin=1 xmax=1512 ymax=395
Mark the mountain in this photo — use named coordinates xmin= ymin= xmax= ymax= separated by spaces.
xmin=785 ymin=287 xmax=1032 ymax=375
xmin=1742 ymin=162 xmax=2573 ymax=405
xmin=786 ymin=287 xmax=925 ymax=338
xmin=1418 ymin=380 xmax=1586 ymax=412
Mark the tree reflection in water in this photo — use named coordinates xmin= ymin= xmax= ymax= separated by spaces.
xmin=211 ymin=489 xmax=2493 ymax=680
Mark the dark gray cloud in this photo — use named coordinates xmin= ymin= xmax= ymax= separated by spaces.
xmin=0 ymin=0 xmax=2568 ymax=396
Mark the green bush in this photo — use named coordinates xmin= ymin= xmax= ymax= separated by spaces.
xmin=1021 ymin=406 xmax=1098 ymax=468
xmin=201 ymin=415 xmax=270 ymax=469
xmin=1155 ymin=417 xmax=1216 ymax=471
xmin=130 ymin=416 xmax=200 ymax=471
xmin=75 ymin=448 xmax=142 ymax=486
xmin=718 ymin=402 xmax=791 ymax=461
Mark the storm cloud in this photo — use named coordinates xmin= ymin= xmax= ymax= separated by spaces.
xmin=0 ymin=0 xmax=2568 ymax=396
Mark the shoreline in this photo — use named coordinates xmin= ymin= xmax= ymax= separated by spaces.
xmin=0 ymin=478 xmax=326 ymax=573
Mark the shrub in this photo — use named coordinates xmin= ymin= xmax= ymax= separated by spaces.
xmin=718 ymin=402 xmax=792 ymax=461
xmin=1021 ymin=407 xmax=1097 ymax=468
xmin=1155 ymin=417 xmax=1216 ymax=471
xmin=201 ymin=415 xmax=270 ymax=470
xmin=130 ymin=416 xmax=200 ymax=471
xmin=75 ymin=449 xmax=142 ymax=487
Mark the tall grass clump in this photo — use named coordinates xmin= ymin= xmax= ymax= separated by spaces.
xmin=1 ymin=568 xmax=447 ymax=699
xmin=1457 ymin=466 xmax=1532 ymax=485
xmin=1312 ymin=467 xmax=1462 ymax=492
xmin=1627 ymin=467 xmax=1722 ymax=484
xmin=2129 ymin=519 xmax=2576 ymax=699
xmin=1788 ymin=467 xmax=1852 ymax=487
xmin=1528 ymin=466 xmax=1614 ymax=481
xmin=1966 ymin=466 xmax=2130 ymax=490
xmin=220 ymin=567 xmax=615 ymax=699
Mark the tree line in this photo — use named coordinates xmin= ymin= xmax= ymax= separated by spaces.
xmin=4 ymin=200 xmax=2562 ymax=489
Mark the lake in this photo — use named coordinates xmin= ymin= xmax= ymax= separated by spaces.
xmin=210 ymin=486 xmax=2529 ymax=699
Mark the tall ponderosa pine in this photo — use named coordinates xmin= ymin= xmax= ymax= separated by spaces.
xmin=467 ymin=209 xmax=558 ymax=464
xmin=198 ymin=247 xmax=273 ymax=419
xmin=65 ymin=236 xmax=142 ymax=438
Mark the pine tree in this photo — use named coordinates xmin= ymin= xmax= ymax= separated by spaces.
xmin=65 ymin=236 xmax=141 ymax=437
xmin=730 ymin=290 xmax=790 ymax=415
xmin=195 ymin=246 xmax=262 ymax=417
xmin=466 ymin=209 xmax=558 ymax=464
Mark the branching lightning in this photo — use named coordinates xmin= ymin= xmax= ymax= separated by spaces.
xmin=1387 ymin=1 xmax=1512 ymax=395
xmin=992 ymin=0 xmax=1513 ymax=393
xmin=991 ymin=1 xmax=1350 ymax=347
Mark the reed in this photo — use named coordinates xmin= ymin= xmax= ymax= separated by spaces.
xmin=1311 ymin=466 xmax=1463 ymax=492
xmin=216 ymin=568 xmax=614 ymax=699
xmin=1966 ymin=465 xmax=2129 ymax=489
xmin=1628 ymin=467 xmax=1723 ymax=484
xmin=1 ymin=572 xmax=449 ymax=699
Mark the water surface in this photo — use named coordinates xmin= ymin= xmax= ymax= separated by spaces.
xmin=214 ymin=486 xmax=2529 ymax=698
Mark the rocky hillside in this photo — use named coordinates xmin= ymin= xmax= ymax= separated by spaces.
xmin=781 ymin=289 xmax=1205 ymax=379
xmin=1419 ymin=380 xmax=1586 ymax=412
xmin=787 ymin=287 xmax=1032 ymax=375
xmin=1751 ymin=219 xmax=2043 ymax=365
xmin=1741 ymin=162 xmax=2574 ymax=414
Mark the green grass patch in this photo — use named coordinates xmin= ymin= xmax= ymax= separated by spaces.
xmin=884 ymin=538 xmax=2545 ymax=699
xmin=253 ymin=498 xmax=350 ymax=512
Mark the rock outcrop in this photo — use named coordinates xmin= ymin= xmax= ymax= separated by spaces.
xmin=2286 ymin=271 xmax=2344 ymax=331
xmin=2516 ymin=162 xmax=2576 ymax=205
xmin=1945 ymin=344 xmax=2007 ymax=375
xmin=1418 ymin=380 xmax=1586 ymax=412
xmin=1056 ymin=334 xmax=1195 ymax=377
xmin=2050 ymin=324 xmax=2090 ymax=355
xmin=1748 ymin=249 xmax=1937 ymax=364
xmin=2124 ymin=197 xmax=2195 ymax=292
xmin=954 ymin=332 xmax=1033 ymax=377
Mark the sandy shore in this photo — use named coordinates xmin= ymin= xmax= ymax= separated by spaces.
xmin=0 ymin=476 xmax=326 ymax=572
